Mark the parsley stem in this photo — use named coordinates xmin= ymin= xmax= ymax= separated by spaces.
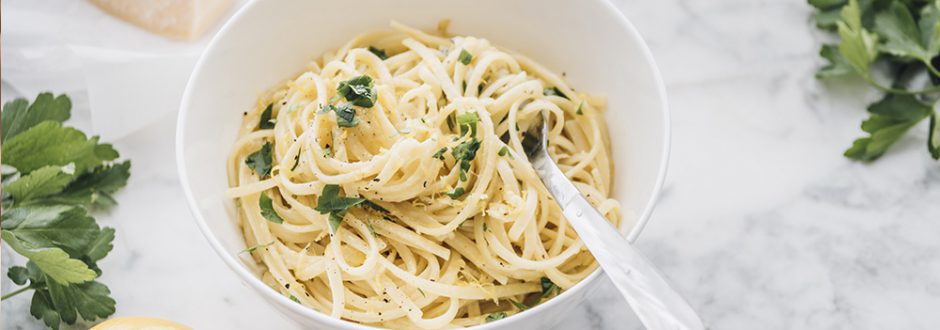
xmin=1 ymin=286 xmax=31 ymax=300
xmin=865 ymin=76 xmax=940 ymax=95
xmin=922 ymin=60 xmax=940 ymax=79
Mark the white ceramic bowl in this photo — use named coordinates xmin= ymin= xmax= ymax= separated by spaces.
xmin=176 ymin=0 xmax=668 ymax=328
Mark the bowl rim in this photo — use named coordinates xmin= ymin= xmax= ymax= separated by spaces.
xmin=174 ymin=0 xmax=670 ymax=328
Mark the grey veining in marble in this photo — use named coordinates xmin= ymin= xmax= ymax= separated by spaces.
xmin=3 ymin=0 xmax=940 ymax=329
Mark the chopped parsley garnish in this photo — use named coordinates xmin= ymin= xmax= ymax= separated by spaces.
xmin=498 ymin=146 xmax=514 ymax=159
xmin=543 ymin=86 xmax=569 ymax=99
xmin=417 ymin=288 xmax=427 ymax=297
xmin=291 ymin=152 xmax=301 ymax=171
xmin=314 ymin=184 xmax=365 ymax=232
xmin=245 ymin=141 xmax=273 ymax=179
xmin=324 ymin=104 xmax=359 ymax=128
xmin=337 ymin=75 xmax=377 ymax=108
xmin=258 ymin=192 xmax=284 ymax=224
xmin=452 ymin=138 xmax=480 ymax=182
xmin=509 ymin=299 xmax=529 ymax=311
xmin=485 ymin=312 xmax=507 ymax=322
xmin=241 ymin=241 xmax=274 ymax=254
xmin=432 ymin=147 xmax=448 ymax=160
xmin=289 ymin=295 xmax=301 ymax=304
xmin=540 ymin=277 xmax=561 ymax=298
xmin=258 ymin=103 xmax=275 ymax=129
xmin=446 ymin=187 xmax=466 ymax=199
xmin=367 ymin=221 xmax=377 ymax=237
xmin=446 ymin=113 xmax=457 ymax=132
xmin=368 ymin=46 xmax=388 ymax=60
xmin=483 ymin=222 xmax=488 ymax=232
xmin=458 ymin=49 xmax=473 ymax=65
xmin=324 ymin=145 xmax=332 ymax=158
xmin=456 ymin=111 xmax=480 ymax=137
xmin=576 ymin=101 xmax=584 ymax=115
xmin=363 ymin=200 xmax=389 ymax=213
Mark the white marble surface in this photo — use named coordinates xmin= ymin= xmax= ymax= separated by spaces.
xmin=4 ymin=0 xmax=940 ymax=329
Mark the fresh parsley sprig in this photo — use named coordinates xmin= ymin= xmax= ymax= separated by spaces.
xmin=810 ymin=0 xmax=940 ymax=161
xmin=1 ymin=93 xmax=130 ymax=329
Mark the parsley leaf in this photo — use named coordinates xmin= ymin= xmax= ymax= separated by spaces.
xmin=485 ymin=312 xmax=507 ymax=322
xmin=1 ymin=231 xmax=96 ymax=285
xmin=259 ymin=192 xmax=284 ymax=224
xmin=258 ymin=104 xmax=275 ymax=129
xmin=509 ymin=299 xmax=529 ymax=311
xmin=543 ymin=87 xmax=569 ymax=99
xmin=836 ymin=0 xmax=879 ymax=77
xmin=0 ymin=94 xmax=125 ymax=329
xmin=246 ymin=142 xmax=273 ymax=179
xmin=458 ymin=49 xmax=473 ymax=65
xmin=325 ymin=104 xmax=360 ymax=127
xmin=2 ymin=122 xmax=113 ymax=174
xmin=41 ymin=161 xmax=131 ymax=209
xmin=314 ymin=184 xmax=365 ymax=232
xmin=368 ymin=46 xmax=389 ymax=60
xmin=1 ymin=93 xmax=71 ymax=141
xmin=873 ymin=1 xmax=931 ymax=62
xmin=6 ymin=165 xmax=75 ymax=203
xmin=844 ymin=94 xmax=932 ymax=161
xmin=337 ymin=75 xmax=377 ymax=108
xmin=8 ymin=266 xmax=30 ymax=285
xmin=817 ymin=44 xmax=854 ymax=78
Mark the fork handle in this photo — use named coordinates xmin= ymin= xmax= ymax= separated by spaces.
xmin=533 ymin=156 xmax=705 ymax=330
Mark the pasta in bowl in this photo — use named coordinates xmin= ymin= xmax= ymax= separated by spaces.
xmin=176 ymin=0 xmax=668 ymax=329
xmin=228 ymin=22 xmax=620 ymax=328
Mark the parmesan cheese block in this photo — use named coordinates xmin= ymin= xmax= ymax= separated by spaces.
xmin=88 ymin=0 xmax=234 ymax=40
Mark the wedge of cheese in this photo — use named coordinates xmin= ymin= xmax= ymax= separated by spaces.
xmin=88 ymin=0 xmax=234 ymax=40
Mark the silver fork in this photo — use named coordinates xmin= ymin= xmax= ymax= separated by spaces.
xmin=524 ymin=114 xmax=704 ymax=330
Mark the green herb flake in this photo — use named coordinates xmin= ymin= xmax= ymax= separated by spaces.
xmin=336 ymin=75 xmax=377 ymax=108
xmin=485 ymin=312 xmax=507 ymax=322
xmin=543 ymin=86 xmax=569 ymax=99
xmin=456 ymin=111 xmax=480 ymax=137
xmin=540 ymin=277 xmax=560 ymax=298
xmin=433 ymin=147 xmax=448 ymax=160
xmin=367 ymin=221 xmax=377 ymax=238
xmin=458 ymin=49 xmax=473 ymax=65
xmin=324 ymin=104 xmax=359 ymax=128
xmin=417 ymin=288 xmax=426 ymax=297
xmin=241 ymin=241 xmax=275 ymax=254
xmin=245 ymin=142 xmax=274 ymax=178
xmin=258 ymin=104 xmax=275 ymax=129
xmin=498 ymin=146 xmax=514 ymax=159
xmin=259 ymin=192 xmax=284 ymax=224
xmin=368 ymin=46 xmax=389 ymax=60
xmin=575 ymin=101 xmax=584 ymax=115
xmin=314 ymin=184 xmax=366 ymax=232
xmin=291 ymin=151 xmax=301 ymax=171
xmin=446 ymin=187 xmax=466 ymax=199
xmin=509 ymin=299 xmax=529 ymax=311
xmin=289 ymin=295 xmax=301 ymax=304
